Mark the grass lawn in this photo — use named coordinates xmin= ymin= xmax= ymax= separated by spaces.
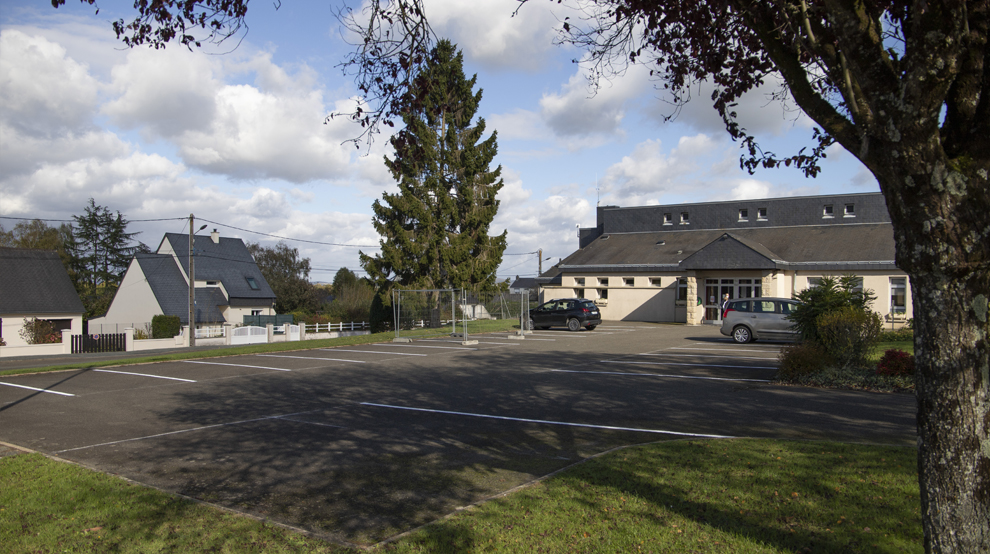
xmin=1 ymin=439 xmax=922 ymax=553
xmin=0 ymin=319 xmax=520 ymax=378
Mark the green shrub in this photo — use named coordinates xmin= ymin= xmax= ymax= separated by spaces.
xmin=879 ymin=328 xmax=914 ymax=342
xmin=19 ymin=318 xmax=61 ymax=344
xmin=815 ymin=307 xmax=883 ymax=369
xmin=151 ymin=314 xmax=181 ymax=339
xmin=788 ymin=275 xmax=876 ymax=343
xmin=369 ymin=287 xmax=393 ymax=333
xmin=777 ymin=342 xmax=830 ymax=378
xmin=877 ymin=349 xmax=915 ymax=376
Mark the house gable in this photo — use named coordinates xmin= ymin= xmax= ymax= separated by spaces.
xmin=679 ymin=234 xmax=778 ymax=270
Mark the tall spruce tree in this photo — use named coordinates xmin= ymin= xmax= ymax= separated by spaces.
xmin=72 ymin=199 xmax=145 ymax=317
xmin=360 ymin=39 xmax=507 ymax=293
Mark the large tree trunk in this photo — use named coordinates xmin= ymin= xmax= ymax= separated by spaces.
xmin=873 ymin=150 xmax=989 ymax=553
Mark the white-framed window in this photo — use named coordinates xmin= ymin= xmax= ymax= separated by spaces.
xmin=598 ymin=277 xmax=609 ymax=286
xmin=823 ymin=204 xmax=834 ymax=218
xmin=663 ymin=213 xmax=673 ymax=225
xmin=738 ymin=208 xmax=749 ymax=221
xmin=575 ymin=288 xmax=585 ymax=298
xmin=680 ymin=212 xmax=690 ymax=224
xmin=758 ymin=207 xmax=768 ymax=221
xmin=624 ymin=277 xmax=635 ymax=286
xmin=845 ymin=203 xmax=856 ymax=217
xmin=849 ymin=276 xmax=864 ymax=294
xmin=251 ymin=309 xmax=263 ymax=316
xmin=890 ymin=277 xmax=907 ymax=313
xmin=677 ymin=278 xmax=688 ymax=301
xmin=807 ymin=277 xmax=823 ymax=288
xmin=650 ymin=277 xmax=663 ymax=287
xmin=597 ymin=288 xmax=608 ymax=300
xmin=575 ymin=277 xmax=585 ymax=286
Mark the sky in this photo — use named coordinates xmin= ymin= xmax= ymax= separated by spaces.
xmin=0 ymin=0 xmax=879 ymax=284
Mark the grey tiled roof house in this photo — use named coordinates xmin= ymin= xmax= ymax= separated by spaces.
xmin=537 ymin=192 xmax=911 ymax=326
xmin=88 ymin=230 xmax=276 ymax=333
xmin=0 ymin=247 xmax=85 ymax=347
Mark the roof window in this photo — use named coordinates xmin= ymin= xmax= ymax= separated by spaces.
xmin=844 ymin=203 xmax=855 ymax=217
xmin=680 ymin=212 xmax=689 ymax=224
xmin=757 ymin=207 xmax=768 ymax=221
xmin=823 ymin=204 xmax=834 ymax=218
xmin=663 ymin=213 xmax=673 ymax=225
xmin=738 ymin=208 xmax=748 ymax=221
xmin=246 ymin=277 xmax=260 ymax=290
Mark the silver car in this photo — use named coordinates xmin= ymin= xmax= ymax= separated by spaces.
xmin=719 ymin=297 xmax=801 ymax=343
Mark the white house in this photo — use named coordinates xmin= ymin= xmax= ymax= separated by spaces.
xmin=0 ymin=247 xmax=85 ymax=347
xmin=89 ymin=230 xmax=276 ymax=333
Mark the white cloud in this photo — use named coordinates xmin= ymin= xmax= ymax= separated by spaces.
xmin=598 ymin=136 xmax=717 ymax=206
xmin=427 ymin=0 xmax=564 ymax=72
xmin=102 ymin=47 xmax=220 ymax=138
xmin=0 ymin=29 xmax=99 ymax=137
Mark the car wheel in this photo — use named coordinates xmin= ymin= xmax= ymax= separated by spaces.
xmin=732 ymin=325 xmax=752 ymax=344
xmin=586 ymin=325 xmax=597 ymax=331
xmin=567 ymin=318 xmax=581 ymax=332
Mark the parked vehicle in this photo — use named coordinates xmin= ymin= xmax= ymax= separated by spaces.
xmin=719 ymin=297 xmax=801 ymax=343
xmin=529 ymin=298 xmax=602 ymax=331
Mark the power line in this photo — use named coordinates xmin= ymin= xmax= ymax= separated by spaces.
xmin=0 ymin=215 xmax=187 ymax=223
xmin=198 ymin=218 xmax=379 ymax=248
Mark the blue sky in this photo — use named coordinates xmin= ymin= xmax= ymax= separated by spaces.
xmin=0 ymin=0 xmax=878 ymax=283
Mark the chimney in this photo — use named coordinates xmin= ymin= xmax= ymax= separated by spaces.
xmin=210 ymin=229 xmax=220 ymax=243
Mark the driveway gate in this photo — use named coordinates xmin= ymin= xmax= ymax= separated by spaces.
xmin=72 ymin=333 xmax=126 ymax=353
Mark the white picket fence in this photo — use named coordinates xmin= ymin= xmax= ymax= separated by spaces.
xmin=194 ymin=325 xmax=226 ymax=339
xmin=303 ymin=322 xmax=370 ymax=333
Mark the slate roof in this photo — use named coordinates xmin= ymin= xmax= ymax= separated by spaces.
xmin=160 ymin=233 xmax=276 ymax=302
xmin=558 ymin=223 xmax=897 ymax=273
xmin=133 ymin=253 xmax=229 ymax=325
xmin=0 ymin=247 xmax=84 ymax=315
xmin=509 ymin=277 xmax=538 ymax=291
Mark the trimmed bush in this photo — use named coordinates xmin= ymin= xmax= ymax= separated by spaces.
xmin=815 ymin=306 xmax=883 ymax=369
xmin=777 ymin=342 xmax=830 ymax=378
xmin=151 ymin=315 xmax=182 ymax=339
xmin=879 ymin=328 xmax=914 ymax=342
xmin=877 ymin=349 xmax=916 ymax=376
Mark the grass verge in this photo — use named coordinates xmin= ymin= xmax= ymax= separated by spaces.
xmin=0 ymin=319 xmax=519 ymax=377
xmin=1 ymin=439 xmax=921 ymax=553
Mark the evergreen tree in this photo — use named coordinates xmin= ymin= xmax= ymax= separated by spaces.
xmin=72 ymin=199 xmax=145 ymax=317
xmin=360 ymin=39 xmax=506 ymax=294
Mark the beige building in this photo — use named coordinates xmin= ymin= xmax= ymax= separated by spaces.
xmin=538 ymin=193 xmax=911 ymax=327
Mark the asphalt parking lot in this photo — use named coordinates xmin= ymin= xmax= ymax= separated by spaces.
xmin=0 ymin=323 xmax=916 ymax=545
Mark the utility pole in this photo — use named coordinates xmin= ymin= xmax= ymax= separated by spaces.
xmin=189 ymin=214 xmax=195 ymax=347
xmin=538 ymin=248 xmax=543 ymax=275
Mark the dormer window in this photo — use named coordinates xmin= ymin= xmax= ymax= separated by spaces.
xmin=663 ymin=213 xmax=673 ymax=225
xmin=205 ymin=280 xmax=219 ymax=287
xmin=844 ymin=203 xmax=855 ymax=217
xmin=823 ymin=204 xmax=834 ymax=218
xmin=738 ymin=208 xmax=748 ymax=221
xmin=246 ymin=277 xmax=260 ymax=290
xmin=680 ymin=212 xmax=689 ymax=224
xmin=757 ymin=207 xmax=768 ymax=221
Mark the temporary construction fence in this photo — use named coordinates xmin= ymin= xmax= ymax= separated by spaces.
xmin=392 ymin=289 xmax=458 ymax=341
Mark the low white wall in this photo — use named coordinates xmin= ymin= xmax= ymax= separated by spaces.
xmin=0 ymin=342 xmax=69 ymax=358
xmin=131 ymin=338 xmax=181 ymax=352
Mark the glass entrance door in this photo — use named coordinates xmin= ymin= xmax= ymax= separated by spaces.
xmin=704 ymin=278 xmax=762 ymax=322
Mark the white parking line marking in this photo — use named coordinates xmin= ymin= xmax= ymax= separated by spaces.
xmin=361 ymin=402 xmax=734 ymax=439
xmin=639 ymin=353 xmax=779 ymax=361
xmin=551 ymin=369 xmax=771 ymax=383
xmin=324 ymin=349 xmax=427 ymax=356
xmin=56 ymin=411 xmax=319 ymax=453
xmin=94 ymin=369 xmax=196 ymax=382
xmin=256 ymin=354 xmax=365 ymax=363
xmin=0 ymin=382 xmax=75 ymax=397
xmin=418 ymin=339 xmax=519 ymax=345
xmin=183 ymin=360 xmax=292 ymax=372
xmin=603 ymin=360 xmax=778 ymax=370
xmin=375 ymin=344 xmax=478 ymax=350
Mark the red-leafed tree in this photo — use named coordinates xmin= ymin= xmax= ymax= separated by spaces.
xmin=55 ymin=1 xmax=990 ymax=551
